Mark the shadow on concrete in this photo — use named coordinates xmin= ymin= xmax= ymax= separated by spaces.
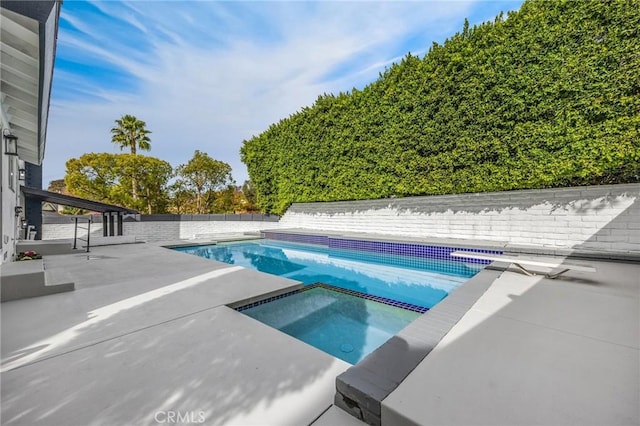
xmin=1 ymin=306 xmax=341 ymax=425
xmin=1 ymin=243 xmax=345 ymax=424
xmin=1 ymin=246 xmax=272 ymax=371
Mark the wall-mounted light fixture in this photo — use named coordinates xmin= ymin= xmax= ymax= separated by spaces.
xmin=3 ymin=130 xmax=18 ymax=156
xmin=18 ymin=167 xmax=26 ymax=181
xmin=15 ymin=206 xmax=23 ymax=216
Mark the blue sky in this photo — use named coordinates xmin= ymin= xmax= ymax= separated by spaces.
xmin=44 ymin=0 xmax=524 ymax=187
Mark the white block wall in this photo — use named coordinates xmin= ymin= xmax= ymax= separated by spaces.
xmin=123 ymin=220 xmax=280 ymax=242
xmin=42 ymin=220 xmax=280 ymax=243
xmin=280 ymin=184 xmax=640 ymax=255
xmin=42 ymin=223 xmax=103 ymax=241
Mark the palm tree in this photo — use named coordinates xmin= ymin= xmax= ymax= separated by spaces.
xmin=110 ymin=114 xmax=151 ymax=155
xmin=110 ymin=114 xmax=152 ymax=201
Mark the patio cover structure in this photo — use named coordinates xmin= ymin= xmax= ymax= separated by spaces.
xmin=21 ymin=187 xmax=137 ymax=237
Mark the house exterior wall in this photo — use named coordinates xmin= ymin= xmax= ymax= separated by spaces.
xmin=1 ymin=129 xmax=21 ymax=264
xmin=1 ymin=0 xmax=60 ymax=264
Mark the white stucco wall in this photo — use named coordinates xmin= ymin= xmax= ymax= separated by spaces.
xmin=1 ymin=133 xmax=21 ymax=264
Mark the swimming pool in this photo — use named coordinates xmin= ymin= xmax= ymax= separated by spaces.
xmin=174 ymin=238 xmax=490 ymax=363
xmin=174 ymin=239 xmax=485 ymax=309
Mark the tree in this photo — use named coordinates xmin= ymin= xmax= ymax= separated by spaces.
xmin=110 ymin=114 xmax=152 ymax=201
xmin=65 ymin=153 xmax=120 ymax=204
xmin=46 ymin=179 xmax=83 ymax=214
xmin=119 ymin=155 xmax=173 ymax=214
xmin=172 ymin=150 xmax=234 ymax=214
xmin=240 ymin=180 xmax=258 ymax=212
xmin=65 ymin=153 xmax=172 ymax=214
xmin=110 ymin=114 xmax=151 ymax=155
xmin=168 ymin=188 xmax=196 ymax=214
xmin=212 ymin=185 xmax=240 ymax=213
xmin=47 ymin=179 xmax=66 ymax=194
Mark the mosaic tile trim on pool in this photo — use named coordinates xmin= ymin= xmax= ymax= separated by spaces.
xmin=235 ymin=283 xmax=429 ymax=314
xmin=262 ymin=231 xmax=502 ymax=263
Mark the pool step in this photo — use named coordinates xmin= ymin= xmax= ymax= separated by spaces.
xmin=279 ymin=302 xmax=343 ymax=334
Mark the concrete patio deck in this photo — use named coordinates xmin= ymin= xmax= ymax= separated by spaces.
xmin=1 ymin=238 xmax=638 ymax=426
xmin=1 ymin=243 xmax=349 ymax=425
xmin=382 ymin=259 xmax=639 ymax=426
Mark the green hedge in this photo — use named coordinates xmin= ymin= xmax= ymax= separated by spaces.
xmin=241 ymin=0 xmax=640 ymax=214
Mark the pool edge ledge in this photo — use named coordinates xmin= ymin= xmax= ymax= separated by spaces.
xmin=334 ymin=266 xmax=504 ymax=426
xmin=225 ymin=282 xmax=306 ymax=310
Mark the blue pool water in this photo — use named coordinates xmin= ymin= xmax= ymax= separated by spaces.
xmin=238 ymin=285 xmax=420 ymax=364
xmin=174 ymin=239 xmax=485 ymax=363
xmin=174 ymin=240 xmax=484 ymax=309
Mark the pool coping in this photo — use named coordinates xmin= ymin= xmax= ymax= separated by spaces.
xmin=333 ymin=263 xmax=507 ymax=426
xmin=159 ymin=234 xmax=260 ymax=249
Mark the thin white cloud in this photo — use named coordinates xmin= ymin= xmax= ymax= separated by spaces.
xmin=44 ymin=0 xmax=523 ymax=187
xmin=119 ymin=11 xmax=149 ymax=34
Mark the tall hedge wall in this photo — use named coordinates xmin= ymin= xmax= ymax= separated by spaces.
xmin=241 ymin=0 xmax=640 ymax=214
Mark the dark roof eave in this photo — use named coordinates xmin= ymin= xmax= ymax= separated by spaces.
xmin=1 ymin=1 xmax=57 ymax=22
